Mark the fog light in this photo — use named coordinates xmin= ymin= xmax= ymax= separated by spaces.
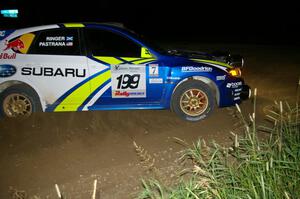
xmin=228 ymin=68 xmax=241 ymax=77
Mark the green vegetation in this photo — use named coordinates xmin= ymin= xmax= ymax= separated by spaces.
xmin=139 ymin=94 xmax=300 ymax=199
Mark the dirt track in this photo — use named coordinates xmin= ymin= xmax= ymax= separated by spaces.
xmin=0 ymin=44 xmax=299 ymax=198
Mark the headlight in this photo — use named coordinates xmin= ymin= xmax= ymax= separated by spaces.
xmin=228 ymin=68 xmax=241 ymax=77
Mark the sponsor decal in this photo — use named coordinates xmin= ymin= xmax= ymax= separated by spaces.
xmin=46 ymin=36 xmax=66 ymax=41
xmin=234 ymin=92 xmax=241 ymax=96
xmin=21 ymin=67 xmax=86 ymax=77
xmin=216 ymin=75 xmax=226 ymax=81
xmin=116 ymin=74 xmax=141 ymax=89
xmin=181 ymin=66 xmax=212 ymax=72
xmin=234 ymin=88 xmax=242 ymax=92
xmin=149 ymin=64 xmax=159 ymax=76
xmin=234 ymin=96 xmax=241 ymax=101
xmin=66 ymin=42 xmax=73 ymax=46
xmin=226 ymin=81 xmax=242 ymax=88
xmin=112 ymin=64 xmax=142 ymax=72
xmin=113 ymin=65 xmax=120 ymax=70
xmin=111 ymin=64 xmax=146 ymax=98
xmin=39 ymin=42 xmax=67 ymax=47
xmin=4 ymin=39 xmax=24 ymax=51
xmin=114 ymin=91 xmax=130 ymax=97
xmin=0 ymin=30 xmax=15 ymax=41
xmin=149 ymin=78 xmax=163 ymax=84
xmin=0 ymin=64 xmax=17 ymax=77
xmin=167 ymin=76 xmax=180 ymax=80
xmin=141 ymin=47 xmax=152 ymax=58
xmin=39 ymin=36 xmax=74 ymax=47
xmin=0 ymin=31 xmax=5 ymax=37
xmin=66 ymin=36 xmax=73 ymax=41
xmin=113 ymin=90 xmax=145 ymax=97
xmin=0 ymin=53 xmax=16 ymax=59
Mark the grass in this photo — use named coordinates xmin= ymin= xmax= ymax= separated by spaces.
xmin=138 ymin=88 xmax=300 ymax=199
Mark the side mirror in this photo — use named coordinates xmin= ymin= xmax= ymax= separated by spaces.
xmin=141 ymin=47 xmax=152 ymax=58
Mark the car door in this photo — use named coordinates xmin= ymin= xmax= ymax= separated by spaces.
xmin=22 ymin=28 xmax=90 ymax=112
xmin=81 ymin=27 xmax=166 ymax=110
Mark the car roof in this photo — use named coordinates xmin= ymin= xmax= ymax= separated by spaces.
xmin=87 ymin=22 xmax=125 ymax=28
xmin=60 ymin=22 xmax=128 ymax=30
xmin=3 ymin=22 xmax=131 ymax=41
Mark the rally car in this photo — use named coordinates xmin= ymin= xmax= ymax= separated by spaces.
xmin=0 ymin=23 xmax=250 ymax=121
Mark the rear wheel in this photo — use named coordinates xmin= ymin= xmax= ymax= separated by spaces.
xmin=0 ymin=85 xmax=42 ymax=118
xmin=171 ymin=80 xmax=214 ymax=122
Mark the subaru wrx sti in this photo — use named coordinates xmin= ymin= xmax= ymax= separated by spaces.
xmin=0 ymin=23 xmax=250 ymax=121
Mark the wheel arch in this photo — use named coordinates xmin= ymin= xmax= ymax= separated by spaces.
xmin=0 ymin=80 xmax=45 ymax=111
xmin=172 ymin=76 xmax=220 ymax=106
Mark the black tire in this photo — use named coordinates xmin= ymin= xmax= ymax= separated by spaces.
xmin=0 ymin=84 xmax=42 ymax=118
xmin=171 ymin=80 xmax=214 ymax=122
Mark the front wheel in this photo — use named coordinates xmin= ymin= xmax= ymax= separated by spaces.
xmin=171 ymin=80 xmax=214 ymax=122
xmin=0 ymin=85 xmax=42 ymax=118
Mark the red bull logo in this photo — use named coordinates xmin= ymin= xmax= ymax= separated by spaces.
xmin=4 ymin=39 xmax=24 ymax=51
xmin=0 ymin=53 xmax=16 ymax=59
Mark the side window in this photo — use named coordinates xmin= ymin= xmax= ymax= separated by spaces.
xmin=29 ymin=28 xmax=80 ymax=55
xmin=85 ymin=28 xmax=141 ymax=57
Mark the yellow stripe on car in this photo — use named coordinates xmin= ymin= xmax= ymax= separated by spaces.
xmin=121 ymin=57 xmax=141 ymax=62
xmin=191 ymin=59 xmax=233 ymax=69
xmin=141 ymin=47 xmax=152 ymax=58
xmin=94 ymin=56 xmax=156 ymax=65
xmin=64 ymin=23 xmax=85 ymax=28
xmin=94 ymin=56 xmax=124 ymax=65
xmin=132 ymin=58 xmax=156 ymax=64
xmin=54 ymin=70 xmax=111 ymax=112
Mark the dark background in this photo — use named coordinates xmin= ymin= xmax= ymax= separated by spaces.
xmin=0 ymin=0 xmax=299 ymax=44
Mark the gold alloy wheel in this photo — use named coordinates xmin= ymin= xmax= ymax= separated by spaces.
xmin=3 ymin=93 xmax=32 ymax=117
xmin=180 ymin=88 xmax=208 ymax=117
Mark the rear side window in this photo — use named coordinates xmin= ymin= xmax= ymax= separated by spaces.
xmin=84 ymin=28 xmax=141 ymax=57
xmin=29 ymin=28 xmax=81 ymax=55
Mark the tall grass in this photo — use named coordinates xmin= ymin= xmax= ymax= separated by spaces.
xmin=139 ymin=91 xmax=300 ymax=199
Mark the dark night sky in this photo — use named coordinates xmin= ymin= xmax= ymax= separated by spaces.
xmin=1 ymin=0 xmax=299 ymax=44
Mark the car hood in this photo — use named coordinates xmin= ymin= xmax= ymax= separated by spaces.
xmin=167 ymin=49 xmax=244 ymax=68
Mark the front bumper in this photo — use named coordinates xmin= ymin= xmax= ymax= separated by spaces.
xmin=240 ymin=84 xmax=251 ymax=100
xmin=218 ymin=79 xmax=251 ymax=107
